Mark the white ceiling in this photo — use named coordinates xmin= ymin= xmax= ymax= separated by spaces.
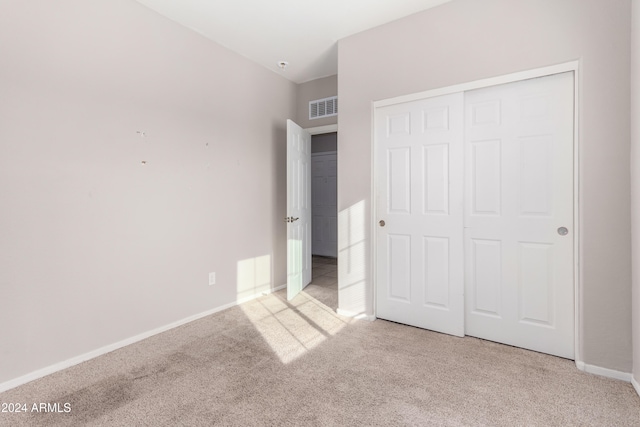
xmin=134 ymin=0 xmax=452 ymax=84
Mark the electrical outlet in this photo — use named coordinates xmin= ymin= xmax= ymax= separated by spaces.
xmin=209 ymin=272 xmax=216 ymax=286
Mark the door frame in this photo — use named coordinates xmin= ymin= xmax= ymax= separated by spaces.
xmin=285 ymin=123 xmax=337 ymax=299
xmin=308 ymin=124 xmax=338 ymax=136
xmin=307 ymin=124 xmax=339 ymax=258
xmin=371 ymin=61 xmax=582 ymax=365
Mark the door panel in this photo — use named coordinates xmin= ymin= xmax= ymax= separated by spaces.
xmin=464 ymin=72 xmax=574 ymax=359
xmin=388 ymin=147 xmax=412 ymax=214
xmin=469 ymin=238 xmax=502 ymax=317
xmin=376 ymin=92 xmax=465 ymax=337
xmin=519 ymin=242 xmax=553 ymax=326
xmin=388 ymin=234 xmax=412 ymax=302
xmin=287 ymin=120 xmax=311 ymax=300
xmin=423 ymin=236 xmax=450 ymax=308
xmin=470 ymin=139 xmax=502 ymax=215
xmin=423 ymin=144 xmax=449 ymax=214
xmin=519 ymin=135 xmax=553 ymax=215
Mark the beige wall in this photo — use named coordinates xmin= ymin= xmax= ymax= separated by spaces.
xmin=296 ymin=75 xmax=338 ymax=129
xmin=338 ymin=0 xmax=633 ymax=372
xmin=0 ymin=0 xmax=296 ymax=385
xmin=632 ymin=0 xmax=640 ymax=389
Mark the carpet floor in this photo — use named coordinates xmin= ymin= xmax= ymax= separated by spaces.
xmin=1 ymin=256 xmax=639 ymax=426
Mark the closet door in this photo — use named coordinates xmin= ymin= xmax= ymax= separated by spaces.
xmin=375 ymin=93 xmax=465 ymax=337
xmin=312 ymin=152 xmax=337 ymax=257
xmin=463 ymin=72 xmax=574 ymax=359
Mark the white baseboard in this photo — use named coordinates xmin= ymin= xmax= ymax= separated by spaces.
xmin=0 ymin=284 xmax=286 ymax=394
xmin=632 ymin=375 xmax=640 ymax=397
xmin=236 ymin=284 xmax=286 ymax=305
xmin=575 ymin=360 xmax=633 ymax=382
xmin=336 ymin=308 xmax=376 ymax=321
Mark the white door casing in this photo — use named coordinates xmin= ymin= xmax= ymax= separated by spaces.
xmin=375 ymin=92 xmax=465 ymax=337
xmin=312 ymin=152 xmax=338 ymax=257
xmin=374 ymin=72 xmax=575 ymax=359
xmin=463 ymin=72 xmax=575 ymax=359
xmin=287 ymin=120 xmax=312 ymax=300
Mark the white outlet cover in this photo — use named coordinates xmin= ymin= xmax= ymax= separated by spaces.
xmin=209 ymin=272 xmax=216 ymax=286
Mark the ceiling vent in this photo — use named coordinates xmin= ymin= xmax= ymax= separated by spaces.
xmin=309 ymin=96 xmax=338 ymax=120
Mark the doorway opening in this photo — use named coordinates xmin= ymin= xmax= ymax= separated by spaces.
xmin=311 ymin=132 xmax=338 ymax=258
xmin=286 ymin=121 xmax=338 ymax=308
xmin=309 ymin=131 xmax=338 ymax=310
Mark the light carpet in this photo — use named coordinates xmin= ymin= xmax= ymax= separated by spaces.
xmin=1 ymin=258 xmax=638 ymax=426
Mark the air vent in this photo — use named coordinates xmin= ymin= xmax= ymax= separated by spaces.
xmin=309 ymin=96 xmax=338 ymax=120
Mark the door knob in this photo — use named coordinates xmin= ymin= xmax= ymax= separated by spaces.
xmin=557 ymin=227 xmax=568 ymax=236
xmin=379 ymin=220 xmax=385 ymax=227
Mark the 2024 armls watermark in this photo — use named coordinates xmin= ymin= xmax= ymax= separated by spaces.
xmin=2 ymin=402 xmax=71 ymax=413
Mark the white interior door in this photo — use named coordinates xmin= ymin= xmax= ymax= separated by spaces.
xmin=287 ymin=119 xmax=312 ymax=300
xmin=312 ymin=152 xmax=338 ymax=257
xmin=464 ymin=72 xmax=575 ymax=359
xmin=375 ymin=92 xmax=465 ymax=337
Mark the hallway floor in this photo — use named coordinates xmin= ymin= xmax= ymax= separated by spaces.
xmin=304 ymin=255 xmax=338 ymax=311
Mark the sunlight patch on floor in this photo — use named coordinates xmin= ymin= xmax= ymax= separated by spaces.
xmin=240 ymin=291 xmax=350 ymax=364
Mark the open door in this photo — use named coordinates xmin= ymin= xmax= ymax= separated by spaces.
xmin=286 ymin=120 xmax=312 ymax=300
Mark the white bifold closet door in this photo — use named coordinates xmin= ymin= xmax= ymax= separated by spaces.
xmin=375 ymin=72 xmax=574 ymax=359
xmin=463 ymin=73 xmax=574 ymax=358
xmin=375 ymin=92 xmax=465 ymax=337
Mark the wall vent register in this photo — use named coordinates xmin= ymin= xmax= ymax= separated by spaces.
xmin=309 ymin=96 xmax=338 ymax=120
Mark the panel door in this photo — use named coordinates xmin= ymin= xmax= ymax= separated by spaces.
xmin=375 ymin=93 xmax=465 ymax=337
xmin=287 ymin=120 xmax=312 ymax=300
xmin=312 ymin=152 xmax=338 ymax=257
xmin=463 ymin=72 xmax=574 ymax=358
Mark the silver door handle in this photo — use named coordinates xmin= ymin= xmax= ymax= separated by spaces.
xmin=557 ymin=227 xmax=569 ymax=236
xmin=379 ymin=220 xmax=385 ymax=227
